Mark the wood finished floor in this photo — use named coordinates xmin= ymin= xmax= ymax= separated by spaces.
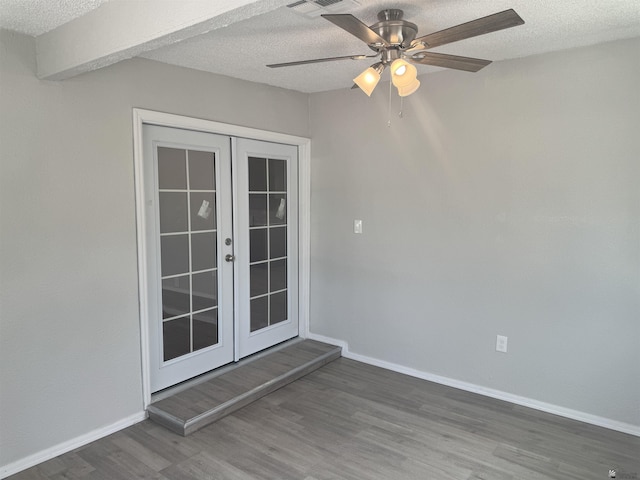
xmin=10 ymin=358 xmax=639 ymax=479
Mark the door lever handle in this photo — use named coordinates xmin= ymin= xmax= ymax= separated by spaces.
xmin=225 ymin=254 xmax=235 ymax=262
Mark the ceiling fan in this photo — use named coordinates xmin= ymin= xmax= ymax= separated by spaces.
xmin=267 ymin=8 xmax=525 ymax=96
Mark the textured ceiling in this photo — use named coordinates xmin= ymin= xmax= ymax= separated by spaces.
xmin=2 ymin=0 xmax=639 ymax=92
xmin=0 ymin=0 xmax=110 ymax=35
xmin=146 ymin=0 xmax=640 ymax=92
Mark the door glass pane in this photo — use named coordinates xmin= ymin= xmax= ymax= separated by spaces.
xmin=192 ymin=271 xmax=217 ymax=311
xmin=270 ymin=259 xmax=287 ymax=292
xmin=250 ymin=263 xmax=268 ymax=297
xmin=270 ymin=227 xmax=287 ymax=259
xmin=190 ymin=192 xmax=216 ymax=231
xmin=249 ymin=157 xmax=267 ymax=191
xmin=157 ymin=145 xmax=220 ymax=363
xmin=188 ymin=150 xmax=215 ymax=190
xmin=163 ymin=317 xmax=190 ymax=361
xmin=250 ymin=228 xmax=268 ymax=262
xmin=250 ymin=296 xmax=269 ymax=332
xmin=249 ymin=194 xmax=267 ymax=227
xmin=270 ymin=291 xmax=287 ymax=325
xmin=269 ymin=194 xmax=286 ymax=225
xmin=158 ymin=147 xmax=187 ymax=190
xmin=193 ymin=309 xmax=218 ymax=351
xmin=191 ymin=232 xmax=216 ymax=272
xmin=268 ymin=159 xmax=286 ymax=192
xmin=159 ymin=192 xmax=188 ymax=233
xmin=160 ymin=235 xmax=189 ymax=276
xmin=162 ymin=275 xmax=190 ymax=319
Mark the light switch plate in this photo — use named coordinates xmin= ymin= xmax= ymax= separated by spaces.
xmin=354 ymin=219 xmax=363 ymax=234
xmin=496 ymin=335 xmax=508 ymax=353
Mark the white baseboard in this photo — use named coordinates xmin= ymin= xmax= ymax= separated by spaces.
xmin=306 ymin=332 xmax=348 ymax=351
xmin=308 ymin=332 xmax=640 ymax=438
xmin=0 ymin=411 xmax=147 ymax=479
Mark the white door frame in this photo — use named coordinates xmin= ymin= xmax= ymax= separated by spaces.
xmin=132 ymin=108 xmax=311 ymax=408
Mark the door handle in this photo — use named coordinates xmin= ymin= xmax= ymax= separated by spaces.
xmin=225 ymin=254 xmax=235 ymax=262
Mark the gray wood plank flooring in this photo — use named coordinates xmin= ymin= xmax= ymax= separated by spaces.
xmin=9 ymin=358 xmax=639 ymax=479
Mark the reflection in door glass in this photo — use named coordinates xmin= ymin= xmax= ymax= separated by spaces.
xmin=158 ymin=147 xmax=220 ymax=362
xmin=190 ymin=192 xmax=216 ymax=231
xmin=248 ymin=157 xmax=267 ymax=191
xmin=270 ymin=291 xmax=287 ymax=325
xmin=250 ymin=263 xmax=269 ymax=297
xmin=193 ymin=309 xmax=218 ymax=351
xmin=159 ymin=192 xmax=188 ymax=233
xmin=249 ymin=228 xmax=268 ymax=262
xmin=249 ymin=194 xmax=267 ymax=227
xmin=160 ymin=235 xmax=189 ymax=277
xmin=269 ymin=194 xmax=286 ymax=225
xmin=162 ymin=276 xmax=190 ymax=319
xmin=192 ymin=271 xmax=217 ymax=311
xmin=163 ymin=317 xmax=190 ymax=361
xmin=250 ymin=296 xmax=269 ymax=331
xmin=269 ymin=259 xmax=287 ymax=292
xmin=270 ymin=227 xmax=287 ymax=259
xmin=248 ymin=156 xmax=288 ymax=332
xmin=191 ymin=232 xmax=216 ymax=272
xmin=268 ymin=159 xmax=287 ymax=192
xmin=158 ymin=147 xmax=187 ymax=190
xmin=188 ymin=150 xmax=215 ymax=190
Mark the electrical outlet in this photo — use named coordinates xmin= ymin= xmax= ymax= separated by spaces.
xmin=496 ymin=335 xmax=508 ymax=353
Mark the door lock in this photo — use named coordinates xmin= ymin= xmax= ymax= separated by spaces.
xmin=225 ymin=254 xmax=235 ymax=262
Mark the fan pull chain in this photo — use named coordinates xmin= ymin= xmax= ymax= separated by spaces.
xmin=387 ymin=77 xmax=392 ymax=127
xmin=399 ymin=96 xmax=404 ymax=118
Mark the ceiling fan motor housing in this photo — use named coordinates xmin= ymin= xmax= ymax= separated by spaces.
xmin=369 ymin=9 xmax=417 ymax=49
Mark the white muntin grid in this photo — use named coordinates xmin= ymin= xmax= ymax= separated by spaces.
xmin=248 ymin=156 xmax=289 ymax=331
xmin=157 ymin=147 xmax=219 ymax=360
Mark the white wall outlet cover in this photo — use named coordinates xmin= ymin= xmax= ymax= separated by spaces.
xmin=496 ymin=335 xmax=508 ymax=353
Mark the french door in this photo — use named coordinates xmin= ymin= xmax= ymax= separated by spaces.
xmin=142 ymin=125 xmax=298 ymax=392
xmin=235 ymin=139 xmax=299 ymax=358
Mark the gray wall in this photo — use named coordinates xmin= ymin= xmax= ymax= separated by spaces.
xmin=0 ymin=30 xmax=309 ymax=469
xmin=309 ymin=37 xmax=640 ymax=427
xmin=1 ymin=25 xmax=639 ymax=473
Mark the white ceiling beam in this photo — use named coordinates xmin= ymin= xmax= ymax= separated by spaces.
xmin=36 ymin=0 xmax=289 ymax=80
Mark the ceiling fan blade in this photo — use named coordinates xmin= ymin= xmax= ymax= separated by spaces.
xmin=267 ymin=54 xmax=374 ymax=68
xmin=410 ymin=52 xmax=491 ymax=72
xmin=322 ymin=14 xmax=389 ymax=46
xmin=414 ymin=9 xmax=524 ymax=49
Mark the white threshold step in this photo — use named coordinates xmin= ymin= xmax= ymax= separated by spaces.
xmin=147 ymin=339 xmax=342 ymax=436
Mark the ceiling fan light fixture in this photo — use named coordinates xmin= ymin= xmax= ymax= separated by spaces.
xmin=390 ymin=59 xmax=418 ymax=88
xmin=397 ymin=79 xmax=420 ymax=97
xmin=353 ymin=63 xmax=384 ymax=96
xmin=390 ymin=58 xmax=409 ymax=76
